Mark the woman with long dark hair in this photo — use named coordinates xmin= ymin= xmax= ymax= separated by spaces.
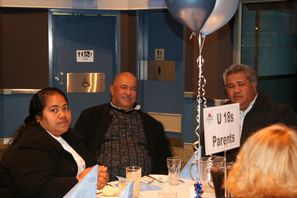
xmin=0 ymin=87 xmax=108 ymax=197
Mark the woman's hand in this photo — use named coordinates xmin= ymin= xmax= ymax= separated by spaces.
xmin=76 ymin=165 xmax=109 ymax=190
xmin=97 ymin=165 xmax=109 ymax=190
xmin=76 ymin=167 xmax=92 ymax=182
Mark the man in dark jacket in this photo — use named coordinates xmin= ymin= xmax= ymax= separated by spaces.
xmin=220 ymin=64 xmax=297 ymax=161
xmin=75 ymin=72 xmax=171 ymax=180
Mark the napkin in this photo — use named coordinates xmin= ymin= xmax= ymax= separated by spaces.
xmin=63 ymin=165 xmax=98 ymax=198
xmin=140 ymin=182 xmax=161 ymax=191
xmin=180 ymin=155 xmax=198 ymax=180
xmin=118 ymin=181 xmax=134 ymax=198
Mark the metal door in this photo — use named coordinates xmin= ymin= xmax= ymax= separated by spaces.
xmin=50 ymin=10 xmax=119 ymax=124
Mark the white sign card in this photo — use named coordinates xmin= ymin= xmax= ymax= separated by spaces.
xmin=154 ymin=48 xmax=165 ymax=60
xmin=76 ymin=50 xmax=94 ymax=62
xmin=203 ymin=103 xmax=240 ymax=155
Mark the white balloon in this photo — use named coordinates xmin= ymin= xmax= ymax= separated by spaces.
xmin=200 ymin=0 xmax=239 ymax=35
xmin=179 ymin=7 xmax=210 ymax=32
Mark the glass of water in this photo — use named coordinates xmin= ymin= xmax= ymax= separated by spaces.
xmin=167 ymin=157 xmax=181 ymax=185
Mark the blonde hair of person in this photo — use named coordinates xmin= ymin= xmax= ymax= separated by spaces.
xmin=226 ymin=124 xmax=297 ymax=198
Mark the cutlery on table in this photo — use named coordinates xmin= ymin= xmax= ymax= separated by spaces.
xmin=146 ymin=175 xmax=165 ymax=183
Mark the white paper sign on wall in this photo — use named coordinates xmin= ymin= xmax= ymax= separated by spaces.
xmin=154 ymin=48 xmax=165 ymax=61
xmin=76 ymin=50 xmax=94 ymax=62
xmin=203 ymin=103 xmax=240 ymax=155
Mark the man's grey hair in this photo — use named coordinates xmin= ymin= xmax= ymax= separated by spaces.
xmin=223 ymin=64 xmax=258 ymax=86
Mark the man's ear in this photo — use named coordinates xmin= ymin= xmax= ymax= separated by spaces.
xmin=36 ymin=115 xmax=41 ymax=123
xmin=109 ymin=85 xmax=114 ymax=96
xmin=252 ymin=82 xmax=258 ymax=92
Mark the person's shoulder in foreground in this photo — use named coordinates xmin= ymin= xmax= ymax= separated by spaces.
xmin=226 ymin=124 xmax=297 ymax=198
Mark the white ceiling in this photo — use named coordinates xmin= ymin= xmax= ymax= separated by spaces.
xmin=0 ymin=0 xmax=167 ymax=10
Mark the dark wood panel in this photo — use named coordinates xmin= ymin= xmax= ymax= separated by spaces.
xmin=184 ymin=23 xmax=233 ymax=99
xmin=120 ymin=11 xmax=137 ymax=74
xmin=0 ymin=8 xmax=49 ymax=89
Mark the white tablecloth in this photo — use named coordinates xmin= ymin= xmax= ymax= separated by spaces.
xmin=140 ymin=179 xmax=215 ymax=198
xmin=97 ymin=175 xmax=216 ymax=198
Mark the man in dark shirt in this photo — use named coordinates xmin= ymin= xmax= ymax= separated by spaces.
xmin=221 ymin=64 xmax=297 ymax=161
xmin=183 ymin=64 xmax=297 ymax=180
xmin=74 ymin=72 xmax=171 ymax=180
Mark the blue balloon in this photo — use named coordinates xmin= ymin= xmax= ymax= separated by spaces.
xmin=165 ymin=0 xmax=216 ymax=32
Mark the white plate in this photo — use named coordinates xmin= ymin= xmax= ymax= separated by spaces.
xmin=96 ymin=175 xmax=168 ymax=197
xmin=96 ymin=181 xmax=118 ymax=198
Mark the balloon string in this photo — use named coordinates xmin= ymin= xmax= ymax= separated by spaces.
xmin=193 ymin=32 xmax=207 ymax=150
xmin=198 ymin=33 xmax=206 ymax=56
xmin=197 ymin=34 xmax=207 ymax=109
xmin=189 ymin=31 xmax=196 ymax=40
xmin=192 ymin=34 xmax=207 ymax=191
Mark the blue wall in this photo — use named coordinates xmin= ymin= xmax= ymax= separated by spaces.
xmin=140 ymin=10 xmax=184 ymax=113
xmin=137 ymin=10 xmax=198 ymax=143
xmin=0 ymin=9 xmax=205 ymax=146
xmin=0 ymin=95 xmax=32 ymax=137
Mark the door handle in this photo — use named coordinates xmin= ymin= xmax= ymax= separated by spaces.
xmin=54 ymin=72 xmax=64 ymax=86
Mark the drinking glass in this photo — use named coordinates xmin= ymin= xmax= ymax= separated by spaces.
xmin=126 ymin=166 xmax=142 ymax=198
xmin=209 ymin=156 xmax=226 ymax=198
xmin=199 ymin=156 xmax=215 ymax=193
xmin=118 ymin=177 xmax=128 ymax=195
xmin=167 ymin=157 xmax=181 ymax=185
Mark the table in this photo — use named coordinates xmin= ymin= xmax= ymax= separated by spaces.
xmin=97 ymin=175 xmax=216 ymax=198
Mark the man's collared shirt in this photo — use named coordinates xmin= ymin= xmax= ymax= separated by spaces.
xmin=239 ymin=94 xmax=258 ymax=138
xmin=110 ymin=101 xmax=141 ymax=112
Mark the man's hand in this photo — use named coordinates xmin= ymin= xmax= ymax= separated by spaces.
xmin=97 ymin=165 xmax=109 ymax=190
